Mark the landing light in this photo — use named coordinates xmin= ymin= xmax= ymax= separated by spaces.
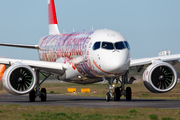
xmin=78 ymin=76 xmax=82 ymax=79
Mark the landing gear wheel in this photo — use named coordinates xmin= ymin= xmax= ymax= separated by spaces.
xmin=29 ymin=89 xmax=35 ymax=102
xmin=41 ymin=88 xmax=47 ymax=102
xmin=126 ymin=87 xmax=132 ymax=101
xmin=113 ymin=92 xmax=117 ymax=101
xmin=106 ymin=92 xmax=110 ymax=102
xmin=115 ymin=87 xmax=120 ymax=101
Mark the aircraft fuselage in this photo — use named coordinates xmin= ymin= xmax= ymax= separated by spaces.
xmin=39 ymin=29 xmax=131 ymax=83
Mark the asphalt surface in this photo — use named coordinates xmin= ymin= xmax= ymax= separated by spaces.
xmin=0 ymin=93 xmax=180 ymax=108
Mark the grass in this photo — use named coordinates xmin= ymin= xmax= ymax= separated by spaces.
xmin=0 ymin=104 xmax=180 ymax=120
xmin=50 ymin=91 xmax=55 ymax=93
xmin=161 ymin=117 xmax=176 ymax=120
xmin=129 ymin=109 xmax=137 ymax=113
xmin=148 ymin=114 xmax=158 ymax=120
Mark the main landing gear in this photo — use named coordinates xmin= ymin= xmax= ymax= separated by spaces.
xmin=105 ymin=72 xmax=135 ymax=102
xmin=29 ymin=69 xmax=51 ymax=102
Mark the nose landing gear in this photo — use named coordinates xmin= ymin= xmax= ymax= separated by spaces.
xmin=105 ymin=72 xmax=134 ymax=102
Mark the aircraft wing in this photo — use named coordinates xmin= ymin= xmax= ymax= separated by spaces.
xmin=0 ymin=43 xmax=39 ymax=49
xmin=130 ymin=54 xmax=180 ymax=67
xmin=0 ymin=58 xmax=68 ymax=75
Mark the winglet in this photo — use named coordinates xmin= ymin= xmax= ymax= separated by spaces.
xmin=48 ymin=0 xmax=60 ymax=35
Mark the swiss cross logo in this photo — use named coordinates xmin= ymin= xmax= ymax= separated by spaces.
xmin=48 ymin=0 xmax=50 ymax=4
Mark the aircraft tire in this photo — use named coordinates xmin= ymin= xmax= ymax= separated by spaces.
xmin=41 ymin=88 xmax=47 ymax=102
xmin=29 ymin=89 xmax=35 ymax=102
xmin=113 ymin=92 xmax=117 ymax=101
xmin=115 ymin=87 xmax=120 ymax=101
xmin=126 ymin=87 xmax=132 ymax=101
xmin=106 ymin=92 xmax=110 ymax=102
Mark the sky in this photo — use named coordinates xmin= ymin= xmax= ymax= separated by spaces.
xmin=0 ymin=0 xmax=180 ymax=60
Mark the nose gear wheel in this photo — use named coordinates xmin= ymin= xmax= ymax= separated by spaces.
xmin=106 ymin=92 xmax=110 ymax=102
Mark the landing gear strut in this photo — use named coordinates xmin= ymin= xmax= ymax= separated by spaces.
xmin=29 ymin=69 xmax=51 ymax=102
xmin=106 ymin=72 xmax=133 ymax=102
xmin=106 ymin=78 xmax=114 ymax=102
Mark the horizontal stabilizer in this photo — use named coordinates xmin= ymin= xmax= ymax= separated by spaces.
xmin=0 ymin=43 xmax=39 ymax=49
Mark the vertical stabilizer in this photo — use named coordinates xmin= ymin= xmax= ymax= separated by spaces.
xmin=48 ymin=0 xmax=60 ymax=35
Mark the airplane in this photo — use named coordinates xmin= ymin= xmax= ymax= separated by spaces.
xmin=0 ymin=0 xmax=180 ymax=102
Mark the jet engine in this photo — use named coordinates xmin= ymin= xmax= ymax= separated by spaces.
xmin=143 ymin=61 xmax=177 ymax=93
xmin=2 ymin=62 xmax=36 ymax=95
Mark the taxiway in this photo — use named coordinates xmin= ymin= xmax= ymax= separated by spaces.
xmin=0 ymin=93 xmax=180 ymax=109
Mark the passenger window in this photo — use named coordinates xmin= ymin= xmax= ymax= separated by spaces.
xmin=115 ymin=42 xmax=126 ymax=50
xmin=124 ymin=41 xmax=130 ymax=50
xmin=93 ymin=42 xmax=100 ymax=50
xmin=102 ymin=42 xmax=114 ymax=50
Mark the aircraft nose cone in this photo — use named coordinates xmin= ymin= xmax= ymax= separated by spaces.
xmin=94 ymin=49 xmax=130 ymax=75
xmin=107 ymin=59 xmax=126 ymax=73
xmin=99 ymin=56 xmax=129 ymax=74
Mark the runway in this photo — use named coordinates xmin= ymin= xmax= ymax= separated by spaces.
xmin=0 ymin=93 xmax=180 ymax=109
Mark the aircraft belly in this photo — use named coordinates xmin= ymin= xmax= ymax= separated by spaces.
xmin=58 ymin=65 xmax=102 ymax=84
xmin=63 ymin=78 xmax=103 ymax=84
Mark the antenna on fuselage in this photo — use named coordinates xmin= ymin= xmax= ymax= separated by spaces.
xmin=91 ymin=26 xmax=94 ymax=31
xmin=73 ymin=28 xmax=75 ymax=32
xmin=63 ymin=30 xmax=66 ymax=34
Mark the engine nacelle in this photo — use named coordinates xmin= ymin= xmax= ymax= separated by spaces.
xmin=2 ymin=62 xmax=36 ymax=95
xmin=143 ymin=61 xmax=177 ymax=93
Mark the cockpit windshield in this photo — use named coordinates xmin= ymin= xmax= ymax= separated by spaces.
xmin=102 ymin=42 xmax=114 ymax=50
xmin=115 ymin=41 xmax=126 ymax=50
xmin=124 ymin=41 xmax=130 ymax=50
xmin=92 ymin=42 xmax=100 ymax=50
xmin=92 ymin=41 xmax=130 ymax=50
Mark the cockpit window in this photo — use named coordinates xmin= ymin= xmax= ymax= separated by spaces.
xmin=93 ymin=42 xmax=100 ymax=50
xmin=124 ymin=41 xmax=130 ymax=50
xmin=102 ymin=42 xmax=114 ymax=50
xmin=115 ymin=41 xmax=126 ymax=50
xmin=93 ymin=41 xmax=130 ymax=50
